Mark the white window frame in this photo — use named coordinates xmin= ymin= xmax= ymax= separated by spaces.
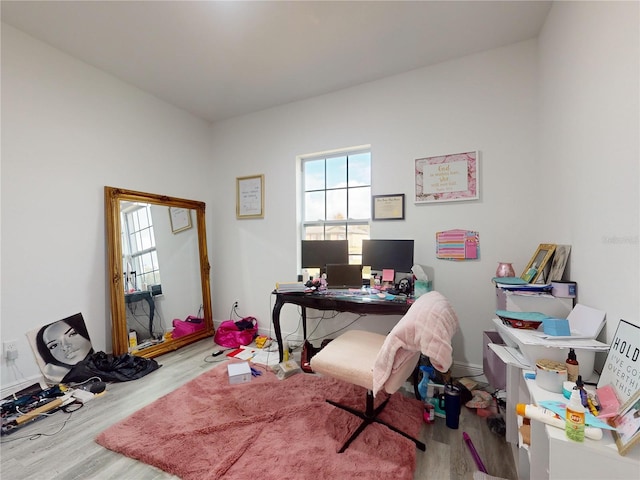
xmin=298 ymin=145 xmax=371 ymax=267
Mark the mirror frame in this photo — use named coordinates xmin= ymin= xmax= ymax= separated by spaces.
xmin=105 ymin=186 xmax=213 ymax=358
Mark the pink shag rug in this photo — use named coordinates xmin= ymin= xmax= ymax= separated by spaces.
xmin=96 ymin=363 xmax=424 ymax=479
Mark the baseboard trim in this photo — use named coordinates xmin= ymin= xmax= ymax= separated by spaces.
xmin=451 ymin=361 xmax=486 ymax=384
xmin=1 ymin=374 xmax=45 ymax=399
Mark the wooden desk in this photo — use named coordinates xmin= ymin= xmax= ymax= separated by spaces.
xmin=272 ymin=291 xmax=411 ymax=362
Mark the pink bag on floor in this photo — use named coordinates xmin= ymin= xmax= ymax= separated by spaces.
xmin=172 ymin=316 xmax=205 ymax=339
xmin=213 ymin=317 xmax=258 ymax=348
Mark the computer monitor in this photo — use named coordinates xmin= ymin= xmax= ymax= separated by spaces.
xmin=361 ymin=239 xmax=414 ymax=273
xmin=301 ymin=240 xmax=349 ymax=270
xmin=325 ymin=264 xmax=363 ymax=289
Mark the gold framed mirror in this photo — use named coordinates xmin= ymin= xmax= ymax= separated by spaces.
xmin=105 ymin=186 xmax=213 ymax=358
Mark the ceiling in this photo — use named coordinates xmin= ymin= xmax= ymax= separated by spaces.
xmin=1 ymin=1 xmax=552 ymax=124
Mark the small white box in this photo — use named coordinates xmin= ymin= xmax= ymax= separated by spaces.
xmin=227 ymin=362 xmax=251 ymax=385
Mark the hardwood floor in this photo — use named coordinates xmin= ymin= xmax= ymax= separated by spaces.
xmin=1 ymin=339 xmax=516 ymax=480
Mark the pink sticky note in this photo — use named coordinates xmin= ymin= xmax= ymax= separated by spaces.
xmin=382 ymin=269 xmax=395 ymax=282
xmin=465 ymin=240 xmax=477 ymax=259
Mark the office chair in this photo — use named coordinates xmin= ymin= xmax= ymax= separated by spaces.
xmin=310 ymin=291 xmax=459 ymax=453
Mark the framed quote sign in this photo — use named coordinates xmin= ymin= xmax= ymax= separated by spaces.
xmin=236 ymin=174 xmax=264 ymax=219
xmin=415 ymin=150 xmax=479 ymax=203
xmin=598 ymin=319 xmax=640 ymax=403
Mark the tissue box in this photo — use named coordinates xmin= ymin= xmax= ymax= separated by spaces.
xmin=543 ymin=318 xmax=571 ymax=336
xmin=227 ymin=362 xmax=251 ymax=384
xmin=414 ymin=280 xmax=433 ymax=298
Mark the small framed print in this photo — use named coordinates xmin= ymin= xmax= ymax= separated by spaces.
xmin=169 ymin=207 xmax=192 ymax=233
xmin=610 ymin=389 xmax=640 ymax=456
xmin=372 ymin=194 xmax=405 ymax=220
xmin=236 ymin=174 xmax=264 ymax=219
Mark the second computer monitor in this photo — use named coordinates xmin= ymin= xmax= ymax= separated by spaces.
xmin=361 ymin=239 xmax=414 ymax=273
xmin=301 ymin=240 xmax=349 ymax=271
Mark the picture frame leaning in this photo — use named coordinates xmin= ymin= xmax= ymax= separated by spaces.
xmin=610 ymin=389 xmax=640 ymax=456
xmin=520 ymin=243 xmax=556 ymax=283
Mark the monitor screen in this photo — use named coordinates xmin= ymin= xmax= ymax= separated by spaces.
xmin=325 ymin=264 xmax=363 ymax=289
xmin=301 ymin=240 xmax=349 ymax=269
xmin=361 ymin=239 xmax=414 ymax=273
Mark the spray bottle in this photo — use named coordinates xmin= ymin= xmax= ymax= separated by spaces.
xmin=566 ymin=389 xmax=586 ymax=442
xmin=418 ymin=366 xmax=434 ymax=399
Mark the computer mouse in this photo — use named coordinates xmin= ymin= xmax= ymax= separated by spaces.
xmin=87 ymin=381 xmax=106 ymax=394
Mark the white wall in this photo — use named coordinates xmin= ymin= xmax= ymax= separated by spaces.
xmin=2 ymin=1 xmax=638 ymax=388
xmin=208 ymin=1 xmax=639 ymax=373
xmin=0 ymin=25 xmax=213 ymax=386
xmin=209 ymin=40 xmax=541 ymax=372
xmin=537 ymin=1 xmax=639 ymax=340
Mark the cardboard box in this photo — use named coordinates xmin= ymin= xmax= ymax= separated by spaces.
xmin=227 ymin=362 xmax=251 ymax=385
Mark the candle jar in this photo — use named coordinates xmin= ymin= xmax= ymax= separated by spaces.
xmin=496 ymin=262 xmax=515 ymax=278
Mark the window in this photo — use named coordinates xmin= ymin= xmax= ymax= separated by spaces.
xmin=121 ymin=202 xmax=161 ymax=291
xmin=301 ymin=148 xmax=371 ymax=265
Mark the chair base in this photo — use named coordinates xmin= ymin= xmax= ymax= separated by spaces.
xmin=327 ymin=390 xmax=426 ymax=453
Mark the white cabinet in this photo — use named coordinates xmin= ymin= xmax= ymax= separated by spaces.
xmin=496 ymin=357 xmax=640 ymax=479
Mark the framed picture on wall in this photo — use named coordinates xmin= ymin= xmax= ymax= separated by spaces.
xmin=236 ymin=174 xmax=264 ymax=219
xmin=415 ymin=150 xmax=479 ymax=203
xmin=169 ymin=207 xmax=192 ymax=233
xmin=372 ymin=194 xmax=405 ymax=220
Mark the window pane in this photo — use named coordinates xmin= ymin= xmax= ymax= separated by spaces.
xmin=325 ymin=224 xmax=346 ymax=240
xmin=326 ymin=156 xmax=347 ymax=189
xmin=304 ymin=225 xmax=325 ymax=240
xmin=304 ymin=159 xmax=325 ymax=191
xmin=133 ymin=232 xmax=143 ymax=252
xmin=348 ymin=152 xmax=371 ymax=187
xmin=138 ymin=210 xmax=150 ymax=230
xmin=326 ymin=189 xmax=347 ymax=220
xmin=348 ymin=186 xmax=371 ymax=219
xmin=304 ymin=191 xmax=325 ymax=221
xmin=140 ymin=228 xmax=153 ymax=251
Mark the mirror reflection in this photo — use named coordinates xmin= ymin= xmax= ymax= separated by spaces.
xmin=105 ymin=187 xmax=213 ymax=358
xmin=121 ymin=201 xmax=203 ymax=351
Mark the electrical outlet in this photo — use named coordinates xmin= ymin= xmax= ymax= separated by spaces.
xmin=3 ymin=340 xmax=18 ymax=361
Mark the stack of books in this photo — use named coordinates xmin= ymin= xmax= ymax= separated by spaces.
xmin=275 ymin=282 xmax=307 ymax=293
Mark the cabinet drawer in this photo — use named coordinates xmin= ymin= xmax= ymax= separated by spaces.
xmin=483 ymin=331 xmax=506 ymax=390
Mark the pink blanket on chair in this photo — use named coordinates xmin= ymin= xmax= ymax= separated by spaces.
xmin=373 ymin=291 xmax=459 ymax=396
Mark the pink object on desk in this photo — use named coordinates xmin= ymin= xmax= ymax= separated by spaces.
xmin=382 ymin=269 xmax=395 ymax=282
xmin=595 ymin=384 xmax=621 ymax=418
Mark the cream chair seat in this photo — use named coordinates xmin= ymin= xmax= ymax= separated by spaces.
xmin=311 ymin=291 xmax=459 ymax=453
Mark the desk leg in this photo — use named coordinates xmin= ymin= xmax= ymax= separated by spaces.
xmin=302 ymin=306 xmax=307 ymax=341
xmin=273 ymin=295 xmax=285 ymax=362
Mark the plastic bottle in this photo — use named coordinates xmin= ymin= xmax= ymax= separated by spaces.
xmin=566 ymin=389 xmax=586 ymax=442
xmin=565 ymin=348 xmax=579 ymax=382
xmin=575 ymin=375 xmax=589 ymax=407
xmin=516 ymin=403 xmax=602 ymax=440
xmin=418 ymin=366 xmax=434 ymax=400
